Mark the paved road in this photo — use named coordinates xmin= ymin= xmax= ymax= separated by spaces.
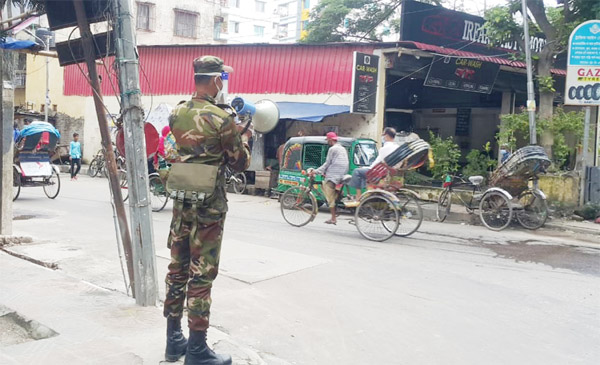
xmin=8 ymin=174 xmax=600 ymax=365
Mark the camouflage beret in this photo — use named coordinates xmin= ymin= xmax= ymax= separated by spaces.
xmin=193 ymin=55 xmax=233 ymax=76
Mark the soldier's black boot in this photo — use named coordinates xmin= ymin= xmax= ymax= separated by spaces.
xmin=183 ymin=330 xmax=232 ymax=365
xmin=165 ymin=317 xmax=188 ymax=362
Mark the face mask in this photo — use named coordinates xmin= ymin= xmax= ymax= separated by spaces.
xmin=214 ymin=76 xmax=223 ymax=101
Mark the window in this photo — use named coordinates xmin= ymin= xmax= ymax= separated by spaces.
xmin=214 ymin=16 xmax=225 ymax=40
xmin=277 ymin=4 xmax=288 ymax=16
xmin=353 ymin=142 xmax=378 ymax=166
xmin=231 ymin=21 xmax=240 ymax=33
xmin=254 ymin=25 xmax=265 ymax=37
xmin=230 ymin=0 xmax=240 ymax=8
xmin=302 ymin=0 xmax=310 ymax=8
xmin=255 ymin=1 xmax=266 ymax=12
xmin=303 ymin=145 xmax=325 ymax=170
xmin=174 ymin=10 xmax=198 ymax=38
xmin=136 ymin=3 xmax=153 ymax=31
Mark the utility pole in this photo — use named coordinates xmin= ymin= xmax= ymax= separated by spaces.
xmin=521 ymin=0 xmax=537 ymax=145
xmin=112 ymin=0 xmax=158 ymax=306
xmin=0 ymin=49 xmax=15 ymax=236
xmin=72 ymin=0 xmax=136 ymax=296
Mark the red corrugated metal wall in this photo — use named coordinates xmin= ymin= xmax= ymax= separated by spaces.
xmin=63 ymin=44 xmax=376 ymax=96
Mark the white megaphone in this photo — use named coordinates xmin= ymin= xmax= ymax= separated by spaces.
xmin=231 ymin=97 xmax=280 ymax=134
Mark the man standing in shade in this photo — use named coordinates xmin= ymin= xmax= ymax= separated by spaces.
xmin=163 ymin=56 xmax=251 ymax=365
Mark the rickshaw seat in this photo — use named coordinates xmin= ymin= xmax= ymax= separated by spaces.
xmin=40 ymin=132 xmax=50 ymax=145
xmin=366 ymin=162 xmax=389 ymax=184
xmin=469 ymin=176 xmax=484 ymax=186
xmin=341 ymin=174 xmax=352 ymax=185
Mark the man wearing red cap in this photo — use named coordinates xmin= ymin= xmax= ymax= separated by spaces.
xmin=312 ymin=132 xmax=349 ymax=224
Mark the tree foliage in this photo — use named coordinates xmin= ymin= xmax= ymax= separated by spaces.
xmin=303 ymin=0 xmax=442 ymax=43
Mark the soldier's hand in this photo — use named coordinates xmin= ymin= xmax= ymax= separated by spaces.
xmin=237 ymin=124 xmax=253 ymax=143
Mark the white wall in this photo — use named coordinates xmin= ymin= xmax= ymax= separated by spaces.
xmin=222 ymin=0 xmax=278 ymax=44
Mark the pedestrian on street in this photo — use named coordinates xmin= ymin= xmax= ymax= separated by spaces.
xmin=163 ymin=55 xmax=251 ymax=365
xmin=311 ymin=132 xmax=349 ymax=225
xmin=347 ymin=127 xmax=399 ymax=205
xmin=69 ymin=133 xmax=82 ymax=180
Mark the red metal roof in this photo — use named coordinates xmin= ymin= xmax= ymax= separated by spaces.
xmin=63 ymin=44 xmax=377 ymax=96
xmin=397 ymin=41 xmax=567 ymax=76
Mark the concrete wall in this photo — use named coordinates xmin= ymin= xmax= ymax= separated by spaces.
xmin=132 ymin=0 xmax=221 ymax=45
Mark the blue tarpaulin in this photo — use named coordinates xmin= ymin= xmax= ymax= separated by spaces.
xmin=0 ymin=37 xmax=37 ymax=50
xmin=276 ymin=102 xmax=350 ymax=122
xmin=20 ymin=121 xmax=61 ymax=139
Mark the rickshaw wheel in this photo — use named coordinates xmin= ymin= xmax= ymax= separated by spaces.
xmin=516 ymin=189 xmax=548 ymax=230
xmin=479 ymin=191 xmax=512 ymax=231
xmin=280 ymin=186 xmax=317 ymax=227
xmin=13 ymin=166 xmax=21 ymax=201
xmin=149 ymin=173 xmax=169 ymax=212
xmin=436 ymin=188 xmax=452 ymax=222
xmin=392 ymin=191 xmax=423 ymax=237
xmin=355 ymin=194 xmax=399 ymax=242
xmin=43 ymin=169 xmax=61 ymax=199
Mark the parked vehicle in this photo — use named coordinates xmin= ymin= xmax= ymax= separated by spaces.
xmin=276 ymin=136 xmax=378 ymax=200
xmin=13 ymin=122 xmax=61 ymax=200
xmin=437 ymin=145 xmax=551 ymax=231
xmin=225 ymin=166 xmax=247 ymax=194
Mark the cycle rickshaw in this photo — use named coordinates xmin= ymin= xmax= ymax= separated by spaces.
xmin=436 ymin=145 xmax=551 ymax=231
xmin=13 ymin=122 xmax=62 ymax=200
xmin=280 ymin=138 xmax=430 ymax=242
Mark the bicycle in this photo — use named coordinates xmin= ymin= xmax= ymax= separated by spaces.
xmin=225 ymin=166 xmax=247 ymax=194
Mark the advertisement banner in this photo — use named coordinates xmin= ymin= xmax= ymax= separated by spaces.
xmin=565 ymin=20 xmax=600 ymax=105
xmin=351 ymin=52 xmax=379 ymax=114
xmin=424 ymin=56 xmax=500 ymax=94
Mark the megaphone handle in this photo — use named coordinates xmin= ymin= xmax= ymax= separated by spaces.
xmin=240 ymin=117 xmax=252 ymax=135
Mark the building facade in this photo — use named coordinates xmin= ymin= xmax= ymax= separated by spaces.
xmin=220 ymin=0 xmax=278 ymax=44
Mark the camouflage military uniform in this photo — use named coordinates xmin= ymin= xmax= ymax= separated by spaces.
xmin=164 ymin=93 xmax=250 ymax=332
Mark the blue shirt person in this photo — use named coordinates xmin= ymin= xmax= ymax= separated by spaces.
xmin=69 ymin=133 xmax=82 ymax=180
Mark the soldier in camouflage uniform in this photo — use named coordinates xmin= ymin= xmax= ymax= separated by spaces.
xmin=164 ymin=56 xmax=251 ymax=365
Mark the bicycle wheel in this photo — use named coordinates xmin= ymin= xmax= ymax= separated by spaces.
xmin=516 ymin=189 xmax=548 ymax=230
xmin=43 ymin=169 xmax=61 ymax=199
xmin=149 ymin=174 xmax=169 ymax=212
xmin=393 ymin=192 xmax=423 ymax=237
xmin=88 ymin=158 xmax=99 ymax=177
xmin=118 ymin=169 xmax=129 ymax=202
xmin=232 ymin=172 xmax=247 ymax=194
xmin=13 ymin=166 xmax=21 ymax=201
xmin=355 ymin=194 xmax=399 ymax=242
xmin=436 ymin=188 xmax=452 ymax=222
xmin=479 ymin=191 xmax=513 ymax=231
xmin=280 ymin=186 xmax=317 ymax=227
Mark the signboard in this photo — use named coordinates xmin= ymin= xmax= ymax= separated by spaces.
xmin=455 ymin=108 xmax=471 ymax=136
xmin=565 ymin=20 xmax=600 ymax=105
xmin=351 ymin=52 xmax=379 ymax=114
xmin=400 ymin=0 xmax=546 ymax=56
xmin=424 ymin=56 xmax=500 ymax=94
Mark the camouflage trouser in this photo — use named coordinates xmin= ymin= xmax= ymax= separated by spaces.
xmin=163 ymin=199 xmax=226 ymax=331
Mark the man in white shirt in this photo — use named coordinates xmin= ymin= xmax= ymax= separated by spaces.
xmin=348 ymin=127 xmax=399 ymax=204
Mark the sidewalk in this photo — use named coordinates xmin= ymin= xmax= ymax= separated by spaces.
xmin=418 ymin=201 xmax=600 ymax=236
xmin=0 ymin=252 xmax=272 ymax=365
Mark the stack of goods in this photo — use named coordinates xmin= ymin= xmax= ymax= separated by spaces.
xmin=489 ymin=145 xmax=551 ymax=195
xmin=384 ymin=139 xmax=431 ymax=170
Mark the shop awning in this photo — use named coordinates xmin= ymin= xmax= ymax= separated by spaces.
xmin=276 ymin=102 xmax=350 ymax=122
xmin=397 ymin=41 xmax=567 ymax=76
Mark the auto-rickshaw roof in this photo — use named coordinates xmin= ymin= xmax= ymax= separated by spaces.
xmin=286 ymin=136 xmax=375 ymax=146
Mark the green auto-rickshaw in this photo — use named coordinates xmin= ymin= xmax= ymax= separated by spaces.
xmin=276 ymin=136 xmax=378 ymax=199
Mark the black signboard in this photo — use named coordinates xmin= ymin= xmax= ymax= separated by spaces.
xmin=351 ymin=52 xmax=379 ymax=114
xmin=455 ymin=108 xmax=471 ymax=136
xmin=400 ymin=0 xmax=546 ymax=56
xmin=424 ymin=56 xmax=500 ymax=94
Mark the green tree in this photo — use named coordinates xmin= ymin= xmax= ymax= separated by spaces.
xmin=303 ymin=0 xmax=442 ymax=43
xmin=484 ymin=1 xmax=599 ymax=151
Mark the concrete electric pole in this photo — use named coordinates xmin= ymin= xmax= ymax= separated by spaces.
xmin=0 ymin=50 xmax=15 ymax=236
xmin=111 ymin=0 xmax=158 ymax=306
xmin=521 ymin=0 xmax=537 ymax=145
